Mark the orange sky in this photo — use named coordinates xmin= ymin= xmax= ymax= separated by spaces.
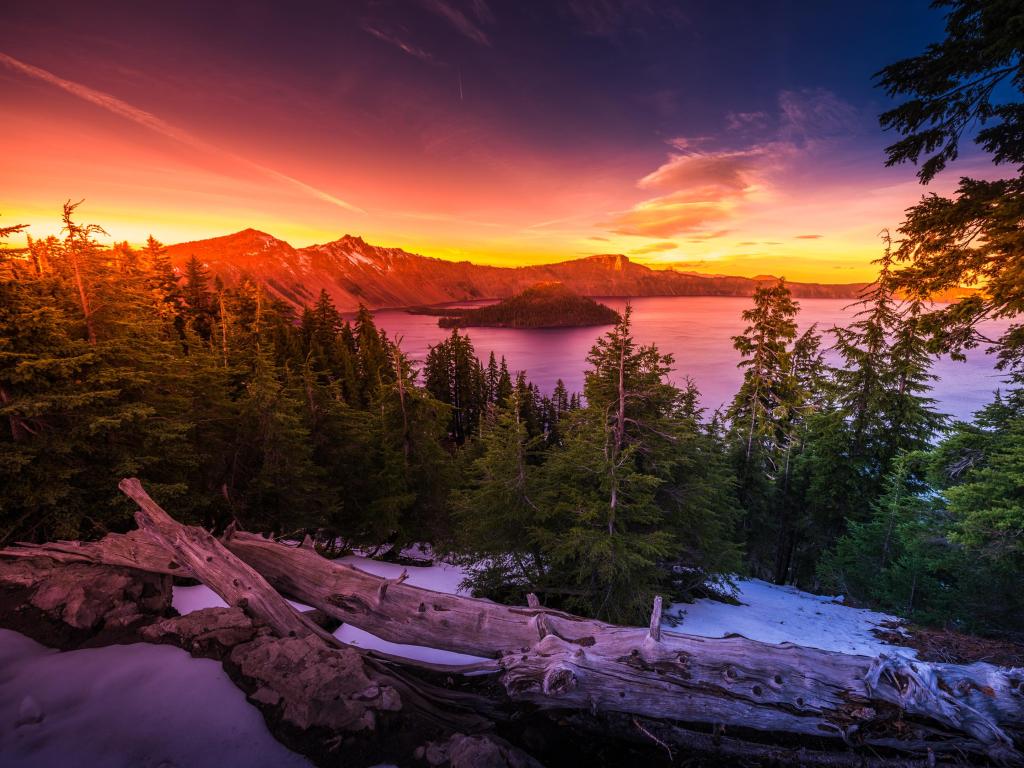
xmin=0 ymin=2 xmax=976 ymax=283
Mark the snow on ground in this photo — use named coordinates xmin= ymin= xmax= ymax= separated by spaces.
xmin=667 ymin=578 xmax=914 ymax=657
xmin=172 ymin=585 xmax=312 ymax=616
xmin=336 ymin=549 xmax=470 ymax=596
xmin=0 ymin=628 xmax=311 ymax=768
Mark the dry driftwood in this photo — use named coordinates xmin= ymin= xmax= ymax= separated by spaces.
xmin=5 ymin=482 xmax=1024 ymax=765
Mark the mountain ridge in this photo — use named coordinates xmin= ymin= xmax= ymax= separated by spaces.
xmin=165 ymin=228 xmax=874 ymax=311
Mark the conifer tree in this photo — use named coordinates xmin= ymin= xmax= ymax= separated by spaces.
xmin=519 ymin=307 xmax=740 ymax=623
xmin=454 ymin=388 xmax=546 ymax=599
xmin=727 ymin=280 xmax=802 ymax=580
xmin=181 ymin=255 xmax=214 ymax=342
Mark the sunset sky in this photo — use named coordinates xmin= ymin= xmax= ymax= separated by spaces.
xmin=0 ymin=1 xmax=985 ymax=282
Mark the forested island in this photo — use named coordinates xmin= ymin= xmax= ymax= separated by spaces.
xmin=430 ymin=282 xmax=620 ymax=328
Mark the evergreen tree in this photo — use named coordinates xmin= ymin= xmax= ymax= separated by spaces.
xmin=727 ymin=279 xmax=810 ymax=582
xmin=424 ymin=329 xmax=484 ymax=443
xmin=877 ymin=0 xmax=1024 ymax=375
xmin=815 ymin=450 xmax=950 ymax=618
xmin=181 ymin=255 xmax=214 ymax=342
xmin=454 ymin=389 xmax=546 ymax=600
xmin=831 ymin=240 xmax=945 ymax=494
xmin=520 ymin=307 xmax=740 ymax=623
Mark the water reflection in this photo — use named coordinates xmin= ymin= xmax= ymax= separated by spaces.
xmin=362 ymin=296 xmax=1009 ymax=422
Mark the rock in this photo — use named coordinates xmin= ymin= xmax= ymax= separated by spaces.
xmin=227 ymin=634 xmax=402 ymax=733
xmin=141 ymin=607 xmax=266 ymax=659
xmin=0 ymin=557 xmax=172 ymax=649
xmin=422 ymin=733 xmax=545 ymax=768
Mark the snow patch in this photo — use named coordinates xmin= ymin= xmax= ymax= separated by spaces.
xmin=172 ymin=585 xmax=311 ymax=615
xmin=0 ymin=629 xmax=311 ymax=767
xmin=336 ymin=551 xmax=470 ymax=596
xmin=666 ymin=578 xmax=915 ymax=657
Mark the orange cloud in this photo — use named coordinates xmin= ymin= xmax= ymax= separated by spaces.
xmin=629 ymin=240 xmax=677 ymax=254
xmin=607 ymin=144 xmax=770 ymax=237
xmin=605 ymin=89 xmax=863 ymax=245
xmin=606 ymin=194 xmax=734 ymax=237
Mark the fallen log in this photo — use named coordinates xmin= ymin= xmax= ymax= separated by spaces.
xmin=219 ymin=530 xmax=1024 ymax=763
xmin=119 ymin=478 xmax=336 ymax=646
xmin=5 ymin=484 xmax=1023 ymax=765
xmin=113 ymin=480 xmax=528 ymax=766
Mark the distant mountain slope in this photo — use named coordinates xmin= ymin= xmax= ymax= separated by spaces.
xmin=165 ymin=229 xmax=872 ymax=311
xmin=436 ymin=282 xmax=620 ymax=328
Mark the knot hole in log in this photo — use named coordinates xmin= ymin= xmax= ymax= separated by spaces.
xmin=542 ymin=664 xmax=578 ymax=696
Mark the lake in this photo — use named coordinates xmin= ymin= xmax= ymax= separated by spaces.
xmin=368 ymin=296 xmax=1011 ymax=423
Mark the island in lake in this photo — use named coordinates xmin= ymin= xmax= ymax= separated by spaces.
xmin=423 ymin=282 xmax=621 ymax=328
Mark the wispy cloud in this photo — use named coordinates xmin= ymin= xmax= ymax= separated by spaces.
xmin=420 ymin=0 xmax=493 ymax=45
xmin=605 ymin=149 xmax=765 ymax=236
xmin=778 ymin=88 xmax=859 ymax=142
xmin=0 ymin=52 xmax=364 ymax=213
xmin=795 ymin=234 xmax=822 ymax=239
xmin=638 ymin=147 xmax=763 ymax=194
xmin=629 ymin=240 xmax=677 ymax=254
xmin=563 ymin=0 xmax=687 ymax=39
xmin=362 ymin=25 xmax=437 ymax=63
xmin=725 ymin=111 xmax=768 ymax=132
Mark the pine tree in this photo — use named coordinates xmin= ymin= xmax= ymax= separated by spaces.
xmin=831 ymin=240 xmax=944 ymax=494
xmin=353 ymin=304 xmax=393 ymax=407
xmin=521 ymin=307 xmax=736 ymax=623
xmin=181 ymin=255 xmax=214 ymax=342
xmin=55 ymin=200 xmax=106 ymax=345
xmin=729 ymin=279 xmax=800 ymax=470
xmin=424 ymin=329 xmax=483 ymax=443
xmin=817 ymin=452 xmax=949 ymax=618
xmin=727 ymin=279 xmax=803 ymax=581
xmin=454 ymin=389 xmax=546 ymax=600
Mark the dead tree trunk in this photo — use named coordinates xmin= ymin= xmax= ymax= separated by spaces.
xmin=5 ymin=482 xmax=1023 ymax=765
xmin=118 ymin=478 xmax=337 ymax=646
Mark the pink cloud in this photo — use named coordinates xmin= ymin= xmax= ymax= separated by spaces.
xmin=629 ymin=240 xmax=677 ymax=254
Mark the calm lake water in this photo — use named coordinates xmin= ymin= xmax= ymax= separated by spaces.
xmin=368 ymin=296 xmax=1011 ymax=423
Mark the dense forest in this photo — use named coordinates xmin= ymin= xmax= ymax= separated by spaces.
xmin=434 ymin=282 xmax=621 ymax=328
xmin=2 ymin=0 xmax=1023 ymax=640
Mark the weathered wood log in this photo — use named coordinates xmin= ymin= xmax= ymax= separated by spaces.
xmin=218 ymin=531 xmax=1024 ymax=762
xmin=3 ymin=530 xmax=186 ymax=574
xmin=119 ymin=477 xmax=337 ymax=646
xmin=5 ymin=502 xmax=1023 ymax=764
